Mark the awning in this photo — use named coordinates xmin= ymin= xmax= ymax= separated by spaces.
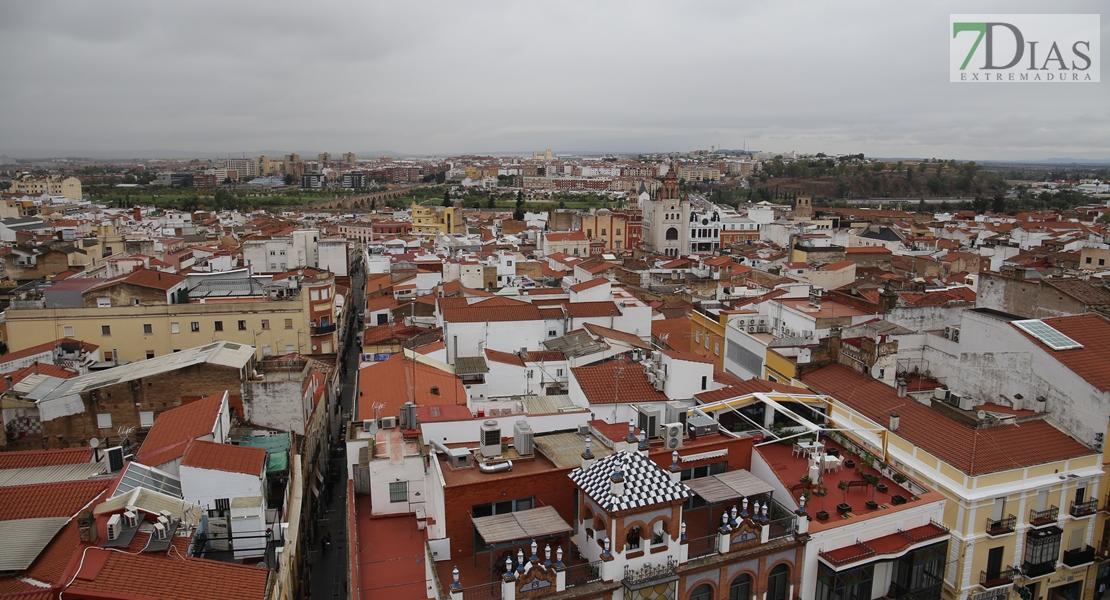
xmin=685 ymin=470 xmax=774 ymax=504
xmin=472 ymin=506 xmax=571 ymax=545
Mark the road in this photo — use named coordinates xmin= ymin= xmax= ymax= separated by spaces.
xmin=308 ymin=254 xmax=365 ymax=599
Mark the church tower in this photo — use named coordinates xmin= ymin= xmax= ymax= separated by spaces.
xmin=643 ymin=169 xmax=691 ymax=256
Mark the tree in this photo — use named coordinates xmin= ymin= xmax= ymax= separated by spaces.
xmin=513 ymin=207 xmax=525 ymax=221
xmin=442 ymin=189 xmax=452 ymax=207
xmin=992 ymin=195 xmax=1007 ymax=214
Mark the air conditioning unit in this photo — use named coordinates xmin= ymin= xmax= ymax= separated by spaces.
xmin=652 ymin=351 xmax=662 ymax=365
xmin=480 ymin=420 xmax=502 ymax=458
xmin=513 ymin=420 xmax=534 ymax=456
xmin=951 ymin=328 xmax=961 ymax=343
xmin=153 ymin=522 xmax=167 ymax=540
xmin=123 ymin=510 xmax=138 ymax=528
xmin=943 ymin=326 xmax=952 ymax=340
xmin=638 ymin=407 xmax=662 ymax=439
xmin=958 ymin=395 xmax=976 ymax=411
xmin=107 ymin=514 xmax=122 ymax=541
xmin=748 ymin=326 xmax=756 ymax=333
xmin=363 ymin=419 xmax=374 ymax=431
xmin=380 ymin=416 xmax=398 ymax=429
xmin=663 ymin=423 xmax=683 ymax=449
xmin=933 ymin=387 xmax=949 ymax=401
xmin=665 ymin=401 xmax=687 ymax=428
xmin=687 ymin=414 xmax=719 ymax=438
xmin=653 ymin=378 xmax=665 ymax=391
xmin=646 ymin=372 xmax=656 ymax=384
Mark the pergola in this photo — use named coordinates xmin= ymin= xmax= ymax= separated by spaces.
xmin=685 ymin=469 xmax=775 ymax=531
xmin=471 ymin=506 xmax=573 ymax=574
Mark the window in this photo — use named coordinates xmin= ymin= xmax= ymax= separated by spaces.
xmin=616 ymin=228 xmax=622 ymax=235
xmin=691 ymin=584 xmax=713 ymax=600
xmin=704 ymin=336 xmax=710 ymax=349
xmin=97 ymin=413 xmax=113 ymax=429
xmin=701 ymin=376 xmax=708 ymax=390
xmin=145 ymin=350 xmax=155 ymax=359
xmin=626 ymin=526 xmax=641 ymax=550
xmin=815 ymin=563 xmax=872 ymax=600
xmin=729 ymin=574 xmax=752 ymax=600
xmin=262 ymin=345 xmax=272 ymax=357
xmin=132 ymin=298 xmax=140 ymax=306
xmin=548 ymin=329 xmax=557 ymax=337
xmin=190 ymin=321 xmax=200 ymax=332
xmin=1024 ymin=527 xmax=1062 ymax=569
xmin=310 ymin=289 xmax=320 ymax=301
xmin=140 ymin=411 xmax=155 ymax=427
xmin=695 ymin=331 xmax=702 ymax=343
xmin=680 ymin=461 xmax=728 ymax=481
xmin=238 ymin=320 xmax=247 ymax=331
xmin=261 ymin=319 xmax=270 ymax=330
xmin=1086 ymin=257 xmax=1093 ymax=264
xmin=173 ymin=349 xmax=180 ymax=353
xmin=143 ymin=323 xmax=153 ymax=335
xmin=170 ymin=322 xmax=180 ymax=334
xmin=557 ymin=368 xmax=564 ymax=377
xmin=63 ymin=326 xmax=74 ymax=337
xmin=285 ymin=319 xmax=293 ymax=329
xmin=714 ymin=342 xmax=720 ymax=356
xmin=472 ymin=497 xmax=534 ymax=518
xmin=103 ymin=351 xmax=113 ymax=362
xmin=285 ymin=344 xmax=295 ymax=354
xmin=101 ymin=325 xmax=111 ymax=336
xmin=1101 ymin=259 xmax=1106 ymax=266
xmin=214 ymin=321 xmax=223 ymax=331
xmin=97 ymin=297 xmax=110 ymax=308
xmin=767 ymin=565 xmax=790 ymax=600
xmin=389 ymin=481 xmax=407 ymax=503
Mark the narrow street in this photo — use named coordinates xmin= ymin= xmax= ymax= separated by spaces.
xmin=308 ymin=254 xmax=365 ymax=599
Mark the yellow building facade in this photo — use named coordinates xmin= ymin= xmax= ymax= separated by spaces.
xmin=411 ymin=202 xmax=464 ymax=236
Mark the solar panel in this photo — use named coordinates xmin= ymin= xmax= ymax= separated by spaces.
xmin=1013 ymin=319 xmax=1084 ymax=351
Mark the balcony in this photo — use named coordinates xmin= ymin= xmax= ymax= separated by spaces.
xmin=622 ymin=558 xmax=678 ymax=588
xmin=1062 ymin=546 xmax=1096 ymax=568
xmin=1029 ymin=506 xmax=1059 ymax=527
xmin=985 ymin=514 xmax=1016 ymax=537
xmin=979 ymin=567 xmax=1018 ymax=589
xmin=312 ymin=322 xmax=337 ymax=335
xmin=1022 ymin=559 xmax=1057 ymax=579
xmin=1070 ymin=499 xmax=1098 ymax=518
xmin=888 ymin=577 xmax=943 ymax=600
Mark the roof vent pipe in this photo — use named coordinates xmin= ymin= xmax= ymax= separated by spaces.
xmin=889 ymin=412 xmax=900 ymax=432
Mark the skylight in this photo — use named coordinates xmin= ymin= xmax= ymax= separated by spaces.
xmin=112 ymin=462 xmax=183 ymax=499
xmin=1013 ymin=319 xmax=1084 ymax=351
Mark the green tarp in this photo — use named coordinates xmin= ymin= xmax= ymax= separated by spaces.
xmin=239 ymin=433 xmax=290 ymax=473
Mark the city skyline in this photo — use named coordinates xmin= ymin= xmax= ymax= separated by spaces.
xmin=0 ymin=1 xmax=1106 ymax=160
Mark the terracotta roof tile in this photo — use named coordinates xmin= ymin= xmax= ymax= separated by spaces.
xmin=136 ymin=392 xmax=225 ymax=465
xmin=565 ymin=301 xmax=620 ymax=318
xmin=66 ymin=549 xmax=270 ymax=600
xmin=88 ymin=268 xmax=185 ymax=292
xmin=0 ymin=448 xmax=93 ymax=470
xmin=355 ymin=353 xmax=465 ymax=421
xmin=571 ymin=358 xmax=668 ymax=404
xmin=582 ymin=322 xmax=651 ymax=350
xmin=0 ymin=479 xmax=110 ymax=521
xmin=1018 ymin=314 xmax=1110 ymax=392
xmin=181 ymin=440 xmax=265 ymax=476
xmin=441 ymin=297 xmax=542 ymax=323
xmin=569 ymin=277 xmax=609 ymax=292
xmin=802 ymin=364 xmax=1094 ymax=475
xmin=485 ymin=348 xmax=525 ymax=367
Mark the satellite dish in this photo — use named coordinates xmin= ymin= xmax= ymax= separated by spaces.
xmin=976 ymin=410 xmax=987 ymax=420
xmin=870 ymin=365 xmax=884 ymax=379
xmin=89 ymin=437 xmax=101 ymax=449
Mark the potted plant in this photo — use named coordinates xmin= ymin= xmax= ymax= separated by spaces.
xmin=837 ymin=502 xmax=852 ymax=516
xmin=800 ymin=474 xmax=812 ymax=486
xmin=891 ymin=494 xmax=907 ymax=505
xmin=876 ymin=483 xmax=889 ymax=494
xmin=838 ymin=480 xmax=850 ymax=503
xmin=866 ymin=474 xmax=880 ymax=500
xmin=813 ymin=486 xmax=828 ymax=512
xmin=816 ymin=510 xmax=829 ymax=520
xmin=844 ymin=458 xmax=856 ymax=469
xmin=892 ymin=473 xmax=908 ymax=485
xmin=865 ymin=500 xmax=879 ymax=510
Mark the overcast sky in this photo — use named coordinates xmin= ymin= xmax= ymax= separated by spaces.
xmin=0 ymin=1 xmax=1106 ymax=161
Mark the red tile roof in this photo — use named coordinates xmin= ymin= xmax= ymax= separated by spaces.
xmin=652 ymin=317 xmax=694 ymax=352
xmin=802 ymin=364 xmax=1094 ymax=475
xmin=355 ymin=353 xmax=465 ymax=421
xmin=88 ymin=268 xmax=185 ymax=292
xmin=441 ymin=297 xmax=543 ymax=323
xmin=135 ymin=392 xmax=225 ymax=466
xmin=181 ymin=440 xmax=265 ymax=476
xmin=66 ymin=549 xmax=270 ymax=600
xmin=0 ymin=480 xmax=110 ymax=521
xmin=1 ymin=362 xmax=76 ymax=384
xmin=544 ymin=231 xmax=587 ymax=242
xmin=662 ymin=349 xmax=714 ymax=364
xmin=1019 ymin=314 xmax=1110 ymax=392
xmin=571 ymin=358 xmax=668 ymax=404
xmin=0 ymin=448 xmax=93 ymax=471
xmin=485 ymin=348 xmax=525 ymax=367
xmin=569 ymin=277 xmax=609 ymax=292
xmin=565 ymin=301 xmax=620 ymax=318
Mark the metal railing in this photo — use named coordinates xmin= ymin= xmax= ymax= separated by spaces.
xmin=888 ymin=577 xmax=943 ymax=600
xmin=979 ymin=566 xmax=1018 ymax=588
xmin=1069 ymin=499 xmax=1097 ymax=518
xmin=767 ymin=515 xmax=797 ymax=540
xmin=564 ymin=561 xmax=602 ymax=588
xmin=985 ymin=514 xmax=1016 ymax=536
xmin=970 ymin=589 xmax=1010 ymax=600
xmin=686 ymin=535 xmax=718 ymax=560
xmin=460 ymin=581 xmax=503 ymax=600
xmin=1022 ymin=558 xmax=1056 ymax=578
xmin=623 ymin=558 xmax=678 ymax=587
xmin=1062 ymin=545 xmax=1095 ymax=567
xmin=1028 ymin=505 xmax=1058 ymax=526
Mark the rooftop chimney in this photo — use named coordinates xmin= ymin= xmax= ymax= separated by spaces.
xmin=889 ymin=412 xmax=900 ymax=432
xmin=610 ymin=462 xmax=625 ymax=497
